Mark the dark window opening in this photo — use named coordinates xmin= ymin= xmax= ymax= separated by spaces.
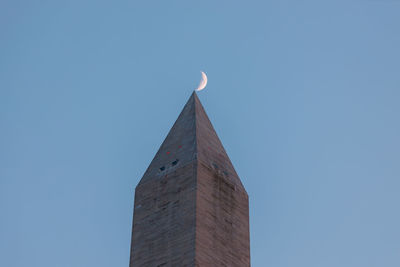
xmin=172 ymin=159 xmax=179 ymax=166
xmin=160 ymin=166 xmax=165 ymax=171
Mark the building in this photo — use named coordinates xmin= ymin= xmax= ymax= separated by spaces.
xmin=129 ymin=92 xmax=250 ymax=266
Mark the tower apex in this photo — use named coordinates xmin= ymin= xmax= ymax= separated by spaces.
xmin=129 ymin=92 xmax=250 ymax=267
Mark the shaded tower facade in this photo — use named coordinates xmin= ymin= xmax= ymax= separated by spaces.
xmin=129 ymin=92 xmax=250 ymax=266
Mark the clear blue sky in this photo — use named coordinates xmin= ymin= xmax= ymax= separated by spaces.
xmin=1 ymin=1 xmax=399 ymax=266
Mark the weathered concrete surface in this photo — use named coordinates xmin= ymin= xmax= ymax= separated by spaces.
xmin=129 ymin=92 xmax=250 ymax=267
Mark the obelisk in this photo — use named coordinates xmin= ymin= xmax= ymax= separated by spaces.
xmin=129 ymin=92 xmax=250 ymax=266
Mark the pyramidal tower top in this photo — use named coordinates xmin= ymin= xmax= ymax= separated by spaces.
xmin=139 ymin=92 xmax=246 ymax=191
xmin=129 ymin=92 xmax=250 ymax=266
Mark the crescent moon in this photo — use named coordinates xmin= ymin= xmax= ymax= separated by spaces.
xmin=195 ymin=71 xmax=208 ymax=91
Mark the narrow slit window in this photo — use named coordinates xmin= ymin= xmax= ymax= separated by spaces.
xmin=172 ymin=159 xmax=179 ymax=166
xmin=160 ymin=166 xmax=165 ymax=171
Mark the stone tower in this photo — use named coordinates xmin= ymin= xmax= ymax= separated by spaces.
xmin=129 ymin=92 xmax=250 ymax=266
